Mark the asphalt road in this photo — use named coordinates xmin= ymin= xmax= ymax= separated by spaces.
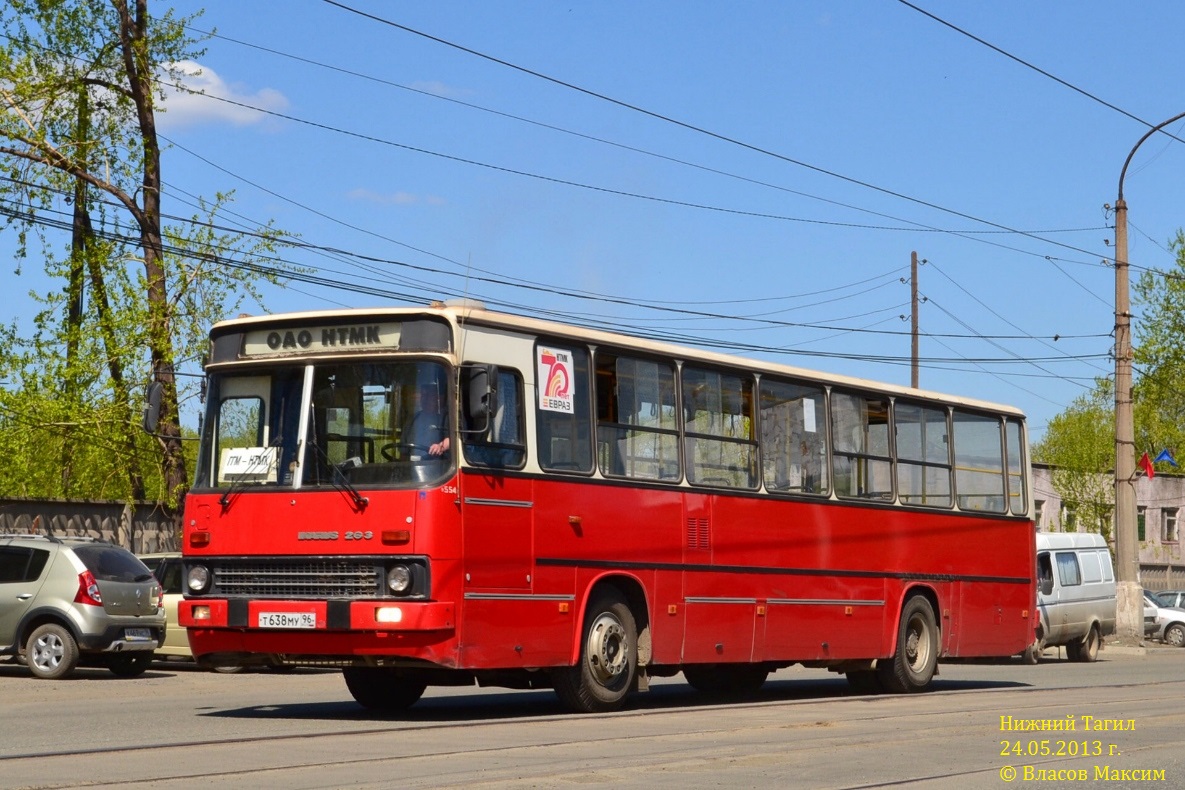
xmin=1 ymin=645 xmax=1183 ymax=789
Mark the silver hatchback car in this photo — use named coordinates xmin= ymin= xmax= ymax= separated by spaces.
xmin=0 ymin=534 xmax=166 ymax=679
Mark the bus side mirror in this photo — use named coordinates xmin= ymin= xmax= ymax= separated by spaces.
xmin=142 ymin=381 xmax=164 ymax=433
xmin=460 ymin=363 xmax=498 ymax=435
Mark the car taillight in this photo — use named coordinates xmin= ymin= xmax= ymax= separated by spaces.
xmin=155 ymin=584 xmax=164 ymax=609
xmin=74 ymin=570 xmax=103 ymax=606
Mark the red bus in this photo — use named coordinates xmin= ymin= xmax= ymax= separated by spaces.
xmin=176 ymin=301 xmax=1035 ymax=712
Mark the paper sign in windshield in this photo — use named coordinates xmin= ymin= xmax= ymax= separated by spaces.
xmin=219 ymin=446 xmax=279 ymax=484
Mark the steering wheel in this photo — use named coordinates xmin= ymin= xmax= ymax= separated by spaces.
xmin=380 ymin=442 xmax=418 ymax=461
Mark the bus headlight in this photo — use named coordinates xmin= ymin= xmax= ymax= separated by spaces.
xmin=187 ymin=564 xmax=211 ymax=594
xmin=386 ymin=565 xmax=412 ymax=594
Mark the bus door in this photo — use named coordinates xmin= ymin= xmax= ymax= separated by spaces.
xmin=459 ymin=365 xmax=532 ymax=591
xmin=460 ymin=474 xmax=533 ymax=590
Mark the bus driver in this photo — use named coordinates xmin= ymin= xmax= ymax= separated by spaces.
xmin=403 ymin=381 xmax=450 ymax=458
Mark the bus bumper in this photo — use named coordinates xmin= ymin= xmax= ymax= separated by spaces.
xmin=178 ymin=599 xmax=455 ymax=632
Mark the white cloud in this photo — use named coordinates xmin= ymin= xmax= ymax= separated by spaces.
xmin=408 ymin=80 xmax=474 ymax=100
xmin=347 ymin=188 xmax=445 ymax=207
xmin=157 ymin=60 xmax=289 ymax=129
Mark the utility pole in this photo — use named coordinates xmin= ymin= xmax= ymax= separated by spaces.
xmin=1113 ymin=193 xmax=1139 ymax=643
xmin=911 ymin=251 xmax=920 ymax=389
xmin=1112 ymin=109 xmax=1185 ymax=644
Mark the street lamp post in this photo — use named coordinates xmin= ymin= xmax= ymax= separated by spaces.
xmin=1112 ymin=109 xmax=1185 ymax=643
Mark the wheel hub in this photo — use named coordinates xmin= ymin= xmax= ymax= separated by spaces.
xmin=586 ymin=613 xmax=628 ymax=683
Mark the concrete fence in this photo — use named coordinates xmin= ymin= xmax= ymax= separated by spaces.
xmin=0 ymin=497 xmax=179 ymax=554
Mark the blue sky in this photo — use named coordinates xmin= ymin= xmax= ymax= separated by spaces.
xmin=12 ymin=1 xmax=1185 ymax=442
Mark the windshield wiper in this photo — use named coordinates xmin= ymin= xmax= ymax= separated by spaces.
xmin=305 ymin=419 xmax=369 ymax=511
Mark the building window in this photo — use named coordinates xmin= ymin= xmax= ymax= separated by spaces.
xmin=1163 ymin=508 xmax=1179 ymax=544
xmin=1034 ymin=499 xmax=1045 ymax=529
xmin=1063 ymin=505 xmax=1078 ymax=533
xmin=1138 ymin=506 xmax=1146 ymax=542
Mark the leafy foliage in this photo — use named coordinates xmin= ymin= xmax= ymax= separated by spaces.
xmin=0 ymin=2 xmax=288 ymax=503
xmin=1133 ymin=230 xmax=1185 ymax=461
xmin=1036 ymin=229 xmax=1185 ymax=539
xmin=1033 ymin=380 xmax=1115 ymax=540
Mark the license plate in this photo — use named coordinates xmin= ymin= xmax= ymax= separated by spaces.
xmin=124 ymin=628 xmax=152 ymax=641
xmin=257 ymin=612 xmax=316 ymax=629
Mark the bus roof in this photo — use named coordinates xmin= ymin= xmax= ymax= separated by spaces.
xmin=211 ymin=301 xmax=1026 ymax=418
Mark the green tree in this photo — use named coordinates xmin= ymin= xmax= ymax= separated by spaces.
xmin=0 ymin=1 xmax=286 ymax=503
xmin=1033 ymin=380 xmax=1115 ymax=541
xmin=1133 ymin=229 xmax=1185 ymax=461
xmin=1037 ymin=229 xmax=1185 ymax=539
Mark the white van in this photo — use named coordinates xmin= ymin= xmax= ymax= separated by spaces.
xmin=1032 ymin=532 xmax=1117 ymax=662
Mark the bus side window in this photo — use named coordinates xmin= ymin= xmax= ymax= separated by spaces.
xmin=759 ymin=378 xmax=828 ymax=495
xmin=595 ymin=352 xmax=679 ymax=481
xmin=682 ymin=365 xmax=757 ymax=489
xmin=952 ymin=410 xmax=1007 ymax=512
xmin=895 ymin=401 xmax=952 ymax=508
xmin=462 ymin=367 xmax=526 ymax=469
xmin=535 ymin=343 xmax=593 ymax=473
xmin=1005 ymin=417 xmax=1028 ymax=516
xmin=831 ymin=391 xmax=892 ymax=500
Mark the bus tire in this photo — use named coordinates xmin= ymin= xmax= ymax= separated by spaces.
xmin=342 ymin=667 xmax=427 ymax=711
xmin=877 ymin=595 xmax=939 ymax=693
xmin=552 ymin=590 xmax=637 ymax=713
xmin=683 ymin=664 xmax=769 ymax=696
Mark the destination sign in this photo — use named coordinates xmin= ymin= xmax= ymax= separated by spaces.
xmin=241 ymin=322 xmax=403 ymax=356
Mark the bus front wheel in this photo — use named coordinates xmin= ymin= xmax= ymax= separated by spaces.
xmin=343 ymin=667 xmax=427 ymax=711
xmin=877 ymin=595 xmax=939 ymax=693
xmin=552 ymin=590 xmax=637 ymax=713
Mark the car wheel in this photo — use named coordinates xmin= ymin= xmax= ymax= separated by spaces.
xmin=108 ymin=652 xmax=153 ymax=678
xmin=26 ymin=623 xmax=80 ymax=680
xmin=213 ymin=665 xmax=248 ymax=674
xmin=1069 ymin=626 xmax=1100 ymax=662
xmin=1164 ymin=623 xmax=1185 ymax=647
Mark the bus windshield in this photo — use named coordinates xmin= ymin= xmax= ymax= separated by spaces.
xmin=193 ymin=360 xmax=453 ymax=491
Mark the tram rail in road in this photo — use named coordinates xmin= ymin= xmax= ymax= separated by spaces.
xmin=1 ymin=647 xmax=1183 ymax=789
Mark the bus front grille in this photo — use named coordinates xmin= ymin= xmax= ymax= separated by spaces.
xmin=214 ymin=560 xmax=381 ymax=598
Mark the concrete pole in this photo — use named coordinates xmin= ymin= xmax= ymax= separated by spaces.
xmin=1112 ymin=109 xmax=1185 ymax=643
xmin=1113 ymin=196 xmax=1141 ymax=643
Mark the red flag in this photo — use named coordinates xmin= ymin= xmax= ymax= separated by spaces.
xmin=1140 ymin=451 xmax=1155 ymax=479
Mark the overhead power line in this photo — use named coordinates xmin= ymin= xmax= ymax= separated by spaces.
xmin=895 ymin=0 xmax=1185 ymax=144
xmin=318 ymin=0 xmax=1112 ymax=259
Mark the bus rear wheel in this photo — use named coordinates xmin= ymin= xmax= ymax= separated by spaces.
xmin=877 ymin=595 xmax=939 ymax=693
xmin=552 ymin=590 xmax=637 ymax=713
xmin=342 ymin=667 xmax=427 ymax=711
xmin=683 ymin=664 xmax=769 ymax=697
